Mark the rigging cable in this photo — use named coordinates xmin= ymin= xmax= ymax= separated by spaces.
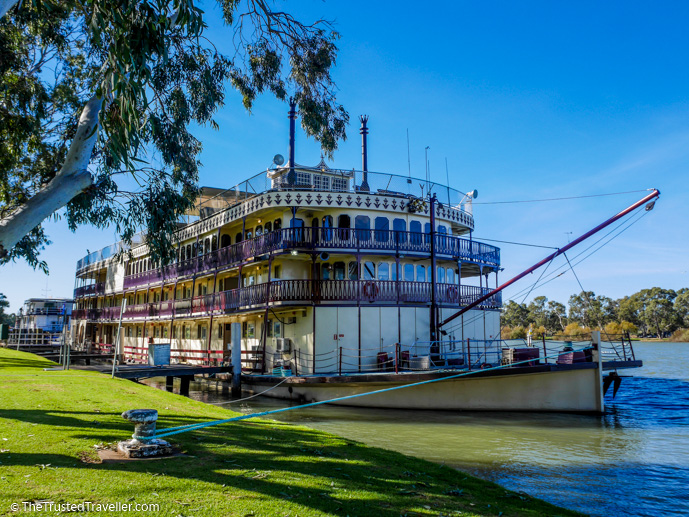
xmin=472 ymin=189 xmax=653 ymax=205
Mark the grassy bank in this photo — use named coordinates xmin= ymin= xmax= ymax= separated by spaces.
xmin=0 ymin=348 xmax=580 ymax=516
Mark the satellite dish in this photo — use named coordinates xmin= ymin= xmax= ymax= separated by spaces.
xmin=273 ymin=154 xmax=285 ymax=166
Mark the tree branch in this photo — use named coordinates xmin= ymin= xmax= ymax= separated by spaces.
xmin=0 ymin=95 xmax=102 ymax=257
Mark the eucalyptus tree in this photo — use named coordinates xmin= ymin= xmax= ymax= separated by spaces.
xmin=0 ymin=0 xmax=348 ymax=271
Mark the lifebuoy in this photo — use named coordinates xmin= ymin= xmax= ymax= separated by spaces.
xmin=362 ymin=281 xmax=379 ymax=300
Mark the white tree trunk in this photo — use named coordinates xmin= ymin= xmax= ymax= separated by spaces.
xmin=0 ymin=0 xmax=19 ymax=19
xmin=0 ymin=95 xmax=102 ymax=257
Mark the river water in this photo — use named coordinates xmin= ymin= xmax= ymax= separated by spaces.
xmin=146 ymin=342 xmax=689 ymax=516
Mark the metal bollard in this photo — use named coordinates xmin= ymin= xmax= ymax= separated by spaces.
xmin=118 ymin=409 xmax=172 ymax=458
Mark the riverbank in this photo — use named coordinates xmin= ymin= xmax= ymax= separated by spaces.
xmin=0 ymin=348 xmax=579 ymax=517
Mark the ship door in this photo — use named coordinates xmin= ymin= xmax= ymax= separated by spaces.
xmin=222 ymin=323 xmax=232 ymax=363
xmin=314 ymin=307 xmax=358 ymax=373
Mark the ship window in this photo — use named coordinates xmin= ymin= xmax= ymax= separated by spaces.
xmin=296 ymin=171 xmax=312 ymax=187
xmin=218 ymin=324 xmax=223 ymax=338
xmin=221 ymin=234 xmax=231 ymax=248
xmin=212 ymin=235 xmax=218 ymax=251
xmin=363 ymin=261 xmax=375 ymax=280
xmin=391 ymin=262 xmax=398 ymax=280
xmin=180 ymin=247 xmax=186 ymax=261
xmin=314 ymin=174 xmax=330 ymax=190
xmin=193 ymin=242 xmax=198 ymax=257
xmin=332 ymin=177 xmax=347 ymax=191
xmin=334 ymin=261 xmax=345 ymax=280
xmin=274 ymin=218 xmax=282 ymax=230
xmin=404 ymin=264 xmax=414 ymax=281
xmin=393 ymin=218 xmax=407 ymax=244
xmin=273 ymin=265 xmax=281 ymax=279
xmin=424 ymin=223 xmax=431 ymax=244
xmin=186 ymin=244 xmax=192 ymax=260
xmin=185 ymin=325 xmax=191 ymax=339
xmin=447 ymin=268 xmax=455 ymax=284
xmin=267 ymin=320 xmax=273 ymax=338
xmin=245 ymin=230 xmax=252 ymax=240
xmin=438 ymin=267 xmax=446 ymax=283
xmin=204 ymin=237 xmax=210 ymax=254
xmin=348 ymin=261 xmax=358 ymax=280
xmin=374 ymin=217 xmax=389 ymax=243
xmin=264 ymin=221 xmax=272 ymax=233
xmin=321 ymin=263 xmax=332 ymax=280
xmin=154 ymin=326 xmax=160 ymax=337
xmin=355 ymin=215 xmax=370 ymax=241
xmin=137 ymin=326 xmax=142 ymax=337
xmin=311 ymin=217 xmax=319 ymax=228
xmin=255 ymin=225 xmax=263 ymax=236
xmin=322 ymin=215 xmax=333 ymax=241
xmin=410 ymin=221 xmax=422 ymax=245
xmin=235 ymin=232 xmax=242 ymax=243
xmin=416 ymin=265 xmax=426 ymax=282
xmin=378 ymin=263 xmax=390 ymax=281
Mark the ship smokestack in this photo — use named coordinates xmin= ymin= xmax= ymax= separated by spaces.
xmin=360 ymin=115 xmax=369 ymax=191
xmin=287 ymin=98 xmax=297 ymax=185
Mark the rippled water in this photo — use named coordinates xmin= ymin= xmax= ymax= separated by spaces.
xmin=147 ymin=342 xmax=689 ymax=516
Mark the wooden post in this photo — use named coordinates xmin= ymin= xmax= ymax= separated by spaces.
xmin=231 ymin=321 xmax=242 ymax=396
xmin=542 ymin=333 xmax=548 ymax=364
xmin=467 ymin=337 xmax=471 ymax=370
xmin=395 ymin=342 xmax=399 ymax=374
xmin=339 ymin=346 xmax=342 ymax=376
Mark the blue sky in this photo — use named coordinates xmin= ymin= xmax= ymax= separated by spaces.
xmin=2 ymin=0 xmax=688 ymax=313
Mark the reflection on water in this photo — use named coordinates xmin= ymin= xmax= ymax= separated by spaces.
xmin=144 ymin=342 xmax=689 ymax=516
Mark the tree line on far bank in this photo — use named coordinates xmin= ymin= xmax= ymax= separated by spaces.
xmin=501 ymin=287 xmax=689 ymax=341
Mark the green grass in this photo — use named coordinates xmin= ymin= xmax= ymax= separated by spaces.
xmin=0 ymin=348 xmax=581 ymax=516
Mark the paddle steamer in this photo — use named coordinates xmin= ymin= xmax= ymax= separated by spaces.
xmin=71 ymin=103 xmax=645 ymax=412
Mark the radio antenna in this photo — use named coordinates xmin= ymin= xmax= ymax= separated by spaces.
xmin=406 ymin=128 xmax=411 ymax=178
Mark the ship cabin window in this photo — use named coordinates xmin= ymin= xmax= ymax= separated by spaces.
xmin=322 ymin=215 xmax=333 ymax=241
xmin=378 ymin=263 xmax=390 ymax=281
xmin=374 ymin=217 xmax=389 ymax=243
xmin=255 ymin=225 xmax=263 ymax=236
xmin=186 ymin=244 xmax=192 ymax=260
xmin=393 ymin=218 xmax=406 ymax=243
xmin=391 ymin=262 xmax=398 ymax=280
xmin=264 ymin=221 xmax=272 ymax=233
xmin=321 ymin=263 xmax=332 ymax=280
xmin=205 ymin=237 xmax=211 ymax=254
xmin=447 ymin=268 xmax=455 ymax=284
xmin=180 ymin=247 xmax=186 ymax=261
xmin=363 ymin=261 xmax=375 ymax=280
xmin=193 ymin=242 xmax=199 ymax=257
xmin=163 ymin=327 xmax=168 ymax=338
xmin=337 ymin=214 xmax=351 ymax=240
xmin=273 ymin=265 xmax=281 ymax=279
xmin=221 ymin=234 xmax=231 ymax=248
xmin=404 ymin=264 xmax=414 ymax=281
xmin=348 ymin=261 xmax=358 ymax=280
xmin=197 ymin=325 xmax=207 ymax=340
xmin=212 ymin=235 xmax=218 ymax=251
xmin=235 ymin=232 xmax=242 ymax=243
xmin=185 ymin=325 xmax=191 ymax=339
xmin=416 ymin=265 xmax=426 ymax=282
xmin=126 ymin=327 xmax=132 ymax=338
xmin=274 ymin=218 xmax=282 ymax=230
xmin=410 ymin=221 xmax=422 ymax=245
xmin=172 ymin=326 xmax=177 ymax=339
xmin=334 ymin=261 xmax=346 ymax=280
xmin=311 ymin=217 xmax=319 ymax=229
xmin=218 ymin=324 xmax=223 ymax=338
xmin=245 ymin=230 xmax=252 ymax=240
xmin=137 ymin=326 xmax=142 ymax=337
xmin=424 ymin=223 xmax=431 ymax=244
xmin=355 ymin=215 xmax=370 ymax=241
xmin=154 ymin=326 xmax=160 ymax=338
xmin=185 ymin=286 xmax=192 ymax=299
xmin=438 ymin=267 xmax=446 ymax=283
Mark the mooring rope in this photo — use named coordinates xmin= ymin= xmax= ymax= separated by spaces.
xmin=148 ymin=345 xmax=593 ymax=440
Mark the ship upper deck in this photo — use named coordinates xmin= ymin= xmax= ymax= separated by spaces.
xmin=75 ymin=164 xmax=479 ymax=275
